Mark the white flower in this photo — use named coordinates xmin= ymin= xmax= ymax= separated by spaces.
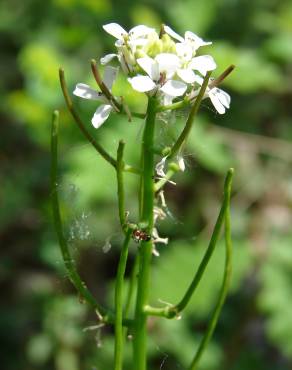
xmin=208 ymin=87 xmax=231 ymax=114
xmin=191 ymin=76 xmax=231 ymax=114
xmin=99 ymin=23 xmax=230 ymax=113
xmin=188 ymin=55 xmax=217 ymax=76
xmin=164 ymin=25 xmax=212 ymax=53
xmin=73 ymin=66 xmax=119 ymax=128
xmin=128 ymin=54 xmax=187 ymax=100
xmin=161 ymin=26 xmax=216 ymax=86
xmin=175 ymin=42 xmax=216 ymax=83
xmin=101 ymin=23 xmax=156 ymax=72
xmin=103 ymin=23 xmax=155 ymax=44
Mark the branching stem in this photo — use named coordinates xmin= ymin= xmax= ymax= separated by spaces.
xmin=90 ymin=59 xmax=121 ymax=111
xmin=144 ymin=168 xmax=234 ymax=320
xmin=117 ymin=140 xmax=127 ymax=231
xmin=169 ymin=72 xmax=211 ymax=159
xmin=174 ymin=168 xmax=234 ymax=313
xmin=59 ymin=68 xmax=117 ymax=168
xmin=188 ymin=168 xmax=233 ymax=370
xmin=154 ymin=163 xmax=180 ymax=193
xmin=51 ymin=110 xmax=106 ymax=317
xmin=133 ymin=97 xmax=157 ymax=370
xmin=59 ymin=68 xmax=140 ymax=174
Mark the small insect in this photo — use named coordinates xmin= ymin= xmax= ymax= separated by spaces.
xmin=132 ymin=229 xmax=152 ymax=243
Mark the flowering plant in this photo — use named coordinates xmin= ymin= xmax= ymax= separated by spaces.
xmin=52 ymin=23 xmax=234 ymax=370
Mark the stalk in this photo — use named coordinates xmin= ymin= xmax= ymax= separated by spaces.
xmin=133 ymin=97 xmax=157 ymax=370
xmin=188 ymin=169 xmax=233 ymax=370
xmin=114 ymin=229 xmax=132 ymax=370
xmin=51 ymin=111 xmax=108 ymax=317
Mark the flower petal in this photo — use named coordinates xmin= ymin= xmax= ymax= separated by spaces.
xmin=103 ymin=66 xmax=119 ymax=90
xmin=129 ymin=38 xmax=149 ymax=48
xmin=160 ymin=80 xmax=187 ymax=97
xmin=185 ymin=31 xmax=212 ymax=50
xmin=137 ymin=57 xmax=159 ymax=81
xmin=176 ymin=68 xmax=197 ymax=83
xmin=129 ymin=25 xmax=155 ymax=38
xmin=119 ymin=54 xmax=131 ymax=74
xmin=176 ymin=42 xmax=193 ymax=61
xmin=73 ymin=83 xmax=102 ymax=100
xmin=209 ymin=91 xmax=225 ymax=114
xmin=91 ymin=104 xmax=112 ymax=128
xmin=163 ymin=94 xmax=174 ymax=106
xmin=164 ymin=25 xmax=184 ymax=42
xmin=103 ymin=23 xmax=127 ymax=40
xmin=189 ymin=55 xmax=217 ymax=75
xmin=155 ymin=157 xmax=167 ymax=177
xmin=178 ymin=156 xmax=185 ymax=171
xmin=155 ymin=53 xmax=180 ymax=79
xmin=215 ymin=88 xmax=231 ymax=108
xmin=128 ymin=75 xmax=156 ymax=92
xmin=115 ymin=39 xmax=124 ymax=47
xmin=194 ymin=75 xmax=204 ymax=85
xmin=100 ymin=53 xmax=117 ymax=65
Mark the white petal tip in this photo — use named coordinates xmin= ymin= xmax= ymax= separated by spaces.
xmin=128 ymin=75 xmax=156 ymax=93
xmin=91 ymin=104 xmax=112 ymax=128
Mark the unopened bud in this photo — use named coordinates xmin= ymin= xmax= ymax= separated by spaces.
xmin=169 ymin=162 xmax=180 ymax=172
xmin=162 ymin=147 xmax=171 ymax=156
xmin=135 ymin=49 xmax=147 ymax=59
xmin=161 ymin=34 xmax=176 ymax=53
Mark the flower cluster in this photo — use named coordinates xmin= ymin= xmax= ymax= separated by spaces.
xmin=73 ymin=23 xmax=230 ymax=128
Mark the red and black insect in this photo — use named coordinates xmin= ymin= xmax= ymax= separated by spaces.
xmin=132 ymin=229 xmax=151 ymax=243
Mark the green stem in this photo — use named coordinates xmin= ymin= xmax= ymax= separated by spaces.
xmin=173 ymin=168 xmax=234 ymax=314
xmin=156 ymin=65 xmax=234 ymax=113
xmin=133 ymin=97 xmax=157 ymax=370
xmin=156 ymin=97 xmax=190 ymax=112
xmin=208 ymin=64 xmax=235 ymax=89
xmin=124 ymin=254 xmax=139 ymax=318
xmin=59 ymin=68 xmax=140 ymax=174
xmin=130 ymin=111 xmax=146 ymax=120
xmin=50 ymin=110 xmax=107 ymax=317
xmin=91 ymin=59 xmax=121 ymax=111
xmin=144 ymin=169 xmax=234 ymax=320
xmin=169 ymin=72 xmax=211 ymax=159
xmin=144 ymin=305 xmax=175 ymax=318
xmin=123 ymin=254 xmax=140 ymax=341
xmin=59 ymin=68 xmax=117 ymax=168
xmin=188 ymin=168 xmax=233 ymax=370
xmin=138 ymin=145 xmax=144 ymax=219
xmin=154 ymin=162 xmax=180 ymax=193
xmin=117 ymin=140 xmax=126 ymax=231
xmin=90 ymin=59 xmax=146 ymax=120
xmin=114 ymin=229 xmax=132 ymax=370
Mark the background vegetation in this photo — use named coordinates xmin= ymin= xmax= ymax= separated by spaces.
xmin=1 ymin=0 xmax=292 ymax=369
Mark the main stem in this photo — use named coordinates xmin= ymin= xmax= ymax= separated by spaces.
xmin=114 ymin=229 xmax=131 ymax=370
xmin=133 ymin=97 xmax=157 ymax=370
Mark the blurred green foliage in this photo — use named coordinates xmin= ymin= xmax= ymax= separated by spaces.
xmin=1 ymin=0 xmax=292 ymax=369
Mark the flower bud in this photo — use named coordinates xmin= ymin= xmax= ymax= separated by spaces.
xmin=120 ymin=46 xmax=136 ymax=68
xmin=162 ymin=147 xmax=171 ymax=156
xmin=146 ymin=39 xmax=163 ymax=57
xmin=135 ymin=49 xmax=148 ymax=59
xmin=143 ymin=32 xmax=163 ymax=57
xmin=161 ymin=34 xmax=176 ymax=53
xmin=169 ymin=162 xmax=180 ymax=172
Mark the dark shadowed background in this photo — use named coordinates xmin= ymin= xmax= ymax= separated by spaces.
xmin=1 ymin=0 xmax=292 ymax=369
